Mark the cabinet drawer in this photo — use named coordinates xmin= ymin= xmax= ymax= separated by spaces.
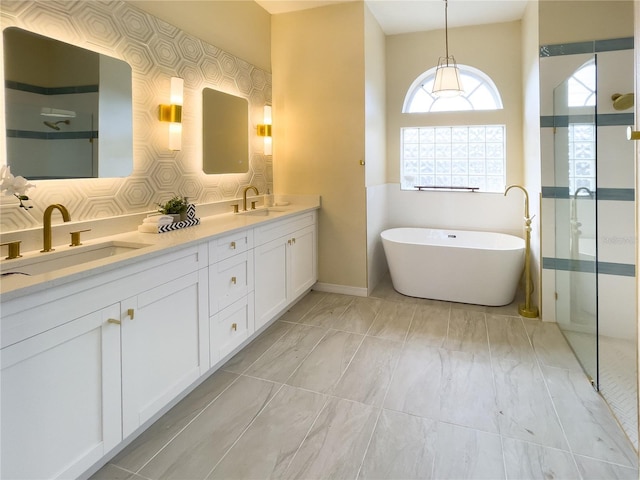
xmin=210 ymin=294 xmax=254 ymax=365
xmin=209 ymin=251 xmax=254 ymax=314
xmin=209 ymin=230 xmax=254 ymax=263
xmin=254 ymin=211 xmax=316 ymax=246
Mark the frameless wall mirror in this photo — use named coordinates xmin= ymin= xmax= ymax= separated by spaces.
xmin=3 ymin=27 xmax=133 ymax=179
xmin=202 ymin=87 xmax=249 ymax=174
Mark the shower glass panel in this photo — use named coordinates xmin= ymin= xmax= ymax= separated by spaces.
xmin=553 ymin=56 xmax=598 ymax=387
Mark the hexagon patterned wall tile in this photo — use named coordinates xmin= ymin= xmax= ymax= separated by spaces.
xmin=0 ymin=0 xmax=272 ymax=232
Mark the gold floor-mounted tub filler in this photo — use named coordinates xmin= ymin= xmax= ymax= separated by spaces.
xmin=504 ymin=184 xmax=539 ymax=318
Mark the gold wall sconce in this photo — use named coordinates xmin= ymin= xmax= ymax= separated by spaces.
xmin=159 ymin=77 xmax=183 ymax=151
xmin=257 ymin=105 xmax=272 ymax=156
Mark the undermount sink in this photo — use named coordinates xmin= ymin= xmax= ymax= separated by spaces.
xmin=0 ymin=240 xmax=151 ymax=277
xmin=236 ymin=207 xmax=288 ymax=217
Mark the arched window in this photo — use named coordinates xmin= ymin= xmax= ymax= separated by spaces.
xmin=568 ymin=59 xmax=596 ymax=107
xmin=403 ymin=64 xmax=503 ymax=113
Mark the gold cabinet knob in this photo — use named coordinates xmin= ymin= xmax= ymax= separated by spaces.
xmin=127 ymin=308 xmax=135 ymax=319
xmin=291 ymin=238 xmax=296 ymax=244
xmin=231 ymin=323 xmax=237 ymax=331
xmin=107 ymin=318 xmax=121 ymax=325
xmin=231 ymin=276 xmax=237 ymax=285
xmin=230 ymin=241 xmax=236 ymax=249
xmin=627 ymin=126 xmax=640 ymax=140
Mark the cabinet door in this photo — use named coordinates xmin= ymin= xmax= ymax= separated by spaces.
xmin=254 ymin=236 xmax=288 ymax=330
xmin=289 ymin=224 xmax=317 ymax=301
xmin=1 ymin=305 xmax=122 ymax=480
xmin=121 ymin=270 xmax=208 ymax=437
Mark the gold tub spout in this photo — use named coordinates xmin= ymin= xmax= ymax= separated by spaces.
xmin=504 ymin=184 xmax=538 ymax=318
xmin=41 ymin=204 xmax=71 ymax=252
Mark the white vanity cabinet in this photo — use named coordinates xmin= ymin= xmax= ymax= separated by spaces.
xmin=1 ymin=304 xmax=122 ymax=480
xmin=0 ymin=205 xmax=318 ymax=479
xmin=254 ymin=211 xmax=317 ymax=329
xmin=0 ymin=243 xmax=209 ymax=479
xmin=208 ymin=230 xmax=255 ymax=365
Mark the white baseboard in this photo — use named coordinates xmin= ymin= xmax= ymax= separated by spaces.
xmin=313 ymin=282 xmax=368 ymax=297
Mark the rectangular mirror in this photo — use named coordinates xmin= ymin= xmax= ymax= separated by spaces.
xmin=202 ymin=87 xmax=249 ymax=174
xmin=3 ymin=27 xmax=133 ymax=179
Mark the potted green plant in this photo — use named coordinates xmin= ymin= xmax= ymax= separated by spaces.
xmin=158 ymin=196 xmax=189 ymax=222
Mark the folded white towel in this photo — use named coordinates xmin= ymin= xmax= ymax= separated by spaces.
xmin=143 ymin=215 xmax=174 ymax=225
xmin=137 ymin=223 xmax=160 ymax=234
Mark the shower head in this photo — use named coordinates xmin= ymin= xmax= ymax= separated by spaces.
xmin=43 ymin=119 xmax=71 ymax=131
xmin=611 ymin=93 xmax=634 ymax=111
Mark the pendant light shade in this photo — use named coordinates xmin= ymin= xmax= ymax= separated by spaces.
xmin=433 ymin=57 xmax=463 ymax=97
xmin=432 ymin=0 xmax=463 ymax=97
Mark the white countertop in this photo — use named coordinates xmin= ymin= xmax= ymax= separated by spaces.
xmin=0 ymin=198 xmax=320 ymax=302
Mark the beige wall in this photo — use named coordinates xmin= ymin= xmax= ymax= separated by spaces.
xmin=364 ymin=4 xmax=388 ymax=293
xmin=128 ymin=0 xmax=271 ymax=72
xmin=539 ymin=0 xmax=634 ymax=44
xmin=521 ymin=0 xmax=542 ymax=311
xmin=386 ymin=21 xmax=524 ymax=186
xmin=364 ymin=5 xmax=386 ymax=188
xmin=272 ymin=2 xmax=368 ymax=290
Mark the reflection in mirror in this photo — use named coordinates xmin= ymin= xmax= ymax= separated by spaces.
xmin=202 ymin=88 xmax=249 ymax=174
xmin=3 ymin=27 xmax=133 ymax=179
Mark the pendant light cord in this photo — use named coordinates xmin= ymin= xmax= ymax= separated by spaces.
xmin=444 ymin=0 xmax=450 ymax=62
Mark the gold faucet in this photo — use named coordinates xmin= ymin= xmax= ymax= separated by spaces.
xmin=242 ymin=185 xmax=259 ymax=211
xmin=41 ymin=204 xmax=71 ymax=252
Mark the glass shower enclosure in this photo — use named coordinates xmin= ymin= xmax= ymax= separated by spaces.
xmin=553 ymin=56 xmax=599 ymax=386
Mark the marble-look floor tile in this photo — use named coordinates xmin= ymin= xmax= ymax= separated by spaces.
xmin=358 ymin=409 xmax=437 ymax=479
xmin=523 ymin=319 xmax=583 ymax=372
xmin=486 ymin=314 xmax=536 ymax=364
xmin=543 ymin=365 xmax=638 ymax=468
xmin=445 ymin=309 xmax=489 ymax=354
xmin=282 ymin=397 xmax=378 ymax=480
xmin=405 ymin=303 xmax=449 ymax=348
xmin=439 ymin=350 xmax=499 ymax=433
xmin=367 ymin=301 xmax=416 ymax=342
xmin=502 ymin=437 xmax=579 ymax=479
xmin=138 ymin=376 xmax=281 ymax=480
xmin=432 ymin=422 xmax=505 ymax=479
xmin=575 ymin=454 xmax=640 ymax=480
xmin=384 ymin=345 xmax=443 ymax=419
xmin=222 ymin=320 xmax=291 ymax=374
xmin=299 ymin=293 xmax=354 ymax=329
xmin=89 ymin=464 xmax=146 ymax=480
xmin=286 ymin=329 xmax=363 ymax=394
xmin=335 ymin=296 xmax=382 ymax=334
xmin=278 ymin=290 xmax=327 ymax=323
xmin=386 ymin=347 xmax=498 ymax=433
xmin=112 ymin=369 xmax=238 ymax=472
xmin=333 ymin=336 xmax=402 ymax=406
xmin=244 ymin=323 xmax=327 ymax=383
xmin=493 ymin=359 xmax=568 ymax=450
xmin=207 ymin=385 xmax=326 ymax=480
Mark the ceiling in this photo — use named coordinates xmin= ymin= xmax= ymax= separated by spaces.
xmin=254 ymin=0 xmax=529 ymax=35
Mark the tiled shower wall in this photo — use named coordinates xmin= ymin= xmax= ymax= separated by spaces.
xmin=539 ymin=38 xmax=635 ymax=335
xmin=0 ymin=0 xmax=272 ymax=233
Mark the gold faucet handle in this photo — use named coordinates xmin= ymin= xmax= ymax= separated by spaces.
xmin=70 ymin=229 xmax=91 ymax=247
xmin=231 ymin=204 xmax=239 ymax=214
xmin=251 ymin=201 xmax=258 ymax=210
xmin=1 ymin=241 xmax=22 ymax=259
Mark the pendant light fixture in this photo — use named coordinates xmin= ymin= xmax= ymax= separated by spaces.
xmin=432 ymin=0 xmax=463 ymax=97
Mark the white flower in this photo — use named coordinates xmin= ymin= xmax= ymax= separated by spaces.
xmin=1 ymin=165 xmax=35 ymax=209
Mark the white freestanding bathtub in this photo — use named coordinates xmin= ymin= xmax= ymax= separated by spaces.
xmin=381 ymin=227 xmax=525 ymax=306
